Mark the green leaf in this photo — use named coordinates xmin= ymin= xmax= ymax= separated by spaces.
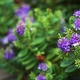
xmin=19 ymin=53 xmax=31 ymax=62
xmin=17 ymin=73 xmax=23 ymax=80
xmin=65 ymin=64 xmax=77 ymax=73
xmin=60 ymin=59 xmax=74 ymax=67
xmin=22 ymin=57 xmax=35 ymax=65
xmin=39 ymin=43 xmax=48 ymax=51
xmin=18 ymin=48 xmax=28 ymax=58
xmin=26 ymin=61 xmax=38 ymax=70
xmin=30 ymin=38 xmax=45 ymax=45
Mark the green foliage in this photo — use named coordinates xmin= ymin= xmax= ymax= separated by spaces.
xmin=60 ymin=59 xmax=74 ymax=67
xmin=65 ymin=64 xmax=77 ymax=73
xmin=46 ymin=73 xmax=53 ymax=80
xmin=0 ymin=0 xmax=17 ymax=37
xmin=57 ymin=11 xmax=80 ymax=74
xmin=0 ymin=3 xmax=67 ymax=80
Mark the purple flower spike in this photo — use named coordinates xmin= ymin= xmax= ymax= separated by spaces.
xmin=1 ymin=37 xmax=8 ymax=44
xmin=4 ymin=48 xmax=14 ymax=60
xmin=60 ymin=27 xmax=65 ymax=33
xmin=7 ymin=33 xmax=17 ymax=42
xmin=7 ymin=29 xmax=17 ymax=42
xmin=74 ymin=18 xmax=80 ymax=30
xmin=38 ymin=63 xmax=47 ymax=71
xmin=70 ymin=33 xmax=80 ymax=46
xmin=73 ymin=11 xmax=80 ymax=17
xmin=15 ymin=4 xmax=30 ymax=17
xmin=57 ymin=37 xmax=70 ymax=52
xmin=16 ymin=21 xmax=25 ymax=36
xmin=21 ymin=15 xmax=34 ymax=23
xmin=30 ymin=28 xmax=33 ymax=31
xmin=36 ymin=75 xmax=46 ymax=80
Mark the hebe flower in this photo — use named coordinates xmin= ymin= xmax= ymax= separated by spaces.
xmin=36 ymin=75 xmax=46 ymax=80
xmin=16 ymin=21 xmax=25 ymax=36
xmin=73 ymin=11 xmax=80 ymax=17
xmin=15 ymin=4 xmax=30 ymax=17
xmin=38 ymin=63 xmax=47 ymax=71
xmin=1 ymin=29 xmax=17 ymax=44
xmin=74 ymin=18 xmax=80 ymax=30
xmin=7 ymin=29 xmax=17 ymax=41
xmin=1 ymin=37 xmax=8 ymax=44
xmin=60 ymin=27 xmax=65 ymax=33
xmin=70 ymin=33 xmax=80 ymax=46
xmin=4 ymin=48 xmax=14 ymax=60
xmin=21 ymin=15 xmax=34 ymax=23
xmin=57 ymin=37 xmax=70 ymax=52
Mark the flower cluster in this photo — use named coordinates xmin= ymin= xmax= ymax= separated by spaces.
xmin=58 ymin=11 xmax=80 ymax=53
xmin=73 ymin=11 xmax=80 ymax=31
xmin=21 ymin=15 xmax=34 ymax=23
xmin=73 ymin=11 xmax=80 ymax=17
xmin=70 ymin=33 xmax=80 ymax=46
xmin=7 ymin=29 xmax=17 ymax=41
xmin=4 ymin=48 xmax=14 ymax=60
xmin=15 ymin=4 xmax=34 ymax=36
xmin=57 ymin=37 xmax=70 ymax=52
xmin=38 ymin=63 xmax=47 ymax=71
xmin=1 ymin=29 xmax=17 ymax=44
xmin=36 ymin=63 xmax=47 ymax=80
xmin=74 ymin=18 xmax=80 ymax=30
xmin=36 ymin=75 xmax=46 ymax=80
xmin=15 ymin=4 xmax=30 ymax=17
xmin=1 ymin=37 xmax=8 ymax=44
xmin=16 ymin=21 xmax=25 ymax=36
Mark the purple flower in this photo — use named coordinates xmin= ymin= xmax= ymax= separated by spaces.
xmin=16 ymin=21 xmax=25 ymax=36
xmin=38 ymin=63 xmax=47 ymax=71
xmin=30 ymin=28 xmax=33 ymax=31
xmin=73 ymin=11 xmax=80 ymax=17
xmin=57 ymin=37 xmax=70 ymax=52
xmin=7 ymin=29 xmax=17 ymax=41
xmin=36 ymin=75 xmax=46 ymax=80
xmin=1 ymin=29 xmax=16 ymax=44
xmin=4 ymin=48 xmax=14 ymax=60
xmin=74 ymin=18 xmax=80 ymax=30
xmin=15 ymin=4 xmax=30 ymax=17
xmin=21 ymin=15 xmax=34 ymax=23
xmin=1 ymin=37 xmax=8 ymax=44
xmin=70 ymin=33 xmax=80 ymax=46
xmin=60 ymin=27 xmax=65 ymax=33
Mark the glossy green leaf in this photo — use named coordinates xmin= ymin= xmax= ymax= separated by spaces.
xmin=26 ymin=61 xmax=38 ymax=70
xmin=65 ymin=64 xmax=77 ymax=73
xmin=30 ymin=38 xmax=45 ymax=45
xmin=18 ymin=48 xmax=28 ymax=58
xmin=22 ymin=57 xmax=35 ymax=65
xmin=60 ymin=59 xmax=74 ymax=67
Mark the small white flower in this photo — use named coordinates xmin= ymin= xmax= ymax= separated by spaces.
xmin=72 ymin=43 xmax=78 ymax=46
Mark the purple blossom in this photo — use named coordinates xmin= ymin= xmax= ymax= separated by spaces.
xmin=60 ymin=27 xmax=65 ymax=33
xmin=7 ymin=29 xmax=17 ymax=41
xmin=30 ymin=28 xmax=33 ymax=31
xmin=38 ymin=63 xmax=47 ymax=71
xmin=74 ymin=18 xmax=80 ymax=30
xmin=1 ymin=29 xmax=16 ymax=44
xmin=15 ymin=4 xmax=30 ymax=17
xmin=16 ymin=21 xmax=25 ymax=36
xmin=73 ymin=11 xmax=80 ymax=17
xmin=57 ymin=37 xmax=70 ymax=52
xmin=70 ymin=33 xmax=80 ymax=46
xmin=1 ymin=37 xmax=8 ymax=44
xmin=36 ymin=75 xmax=46 ymax=80
xmin=21 ymin=15 xmax=34 ymax=23
xmin=61 ymin=21 xmax=64 ymax=24
xmin=4 ymin=48 xmax=14 ymax=60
